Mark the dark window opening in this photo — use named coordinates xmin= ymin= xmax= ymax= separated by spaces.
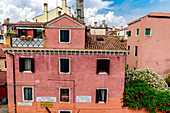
xmin=60 ymin=111 xmax=71 ymax=113
xmin=0 ymin=35 xmax=4 ymax=40
xmin=77 ymin=9 xmax=81 ymax=17
xmin=127 ymin=31 xmax=131 ymax=37
xmin=18 ymin=29 xmax=26 ymax=37
xmin=135 ymin=46 xmax=138 ymax=57
xmin=96 ymin=37 xmax=104 ymax=41
xmin=97 ymin=59 xmax=110 ymax=74
xmin=136 ymin=29 xmax=139 ymax=36
xmin=58 ymin=11 xmax=61 ymax=16
xmin=24 ymin=87 xmax=33 ymax=101
xmin=96 ymin=89 xmax=107 ymax=103
xmin=60 ymin=88 xmax=69 ymax=102
xmin=33 ymin=29 xmax=42 ymax=38
xmin=60 ymin=58 xmax=70 ymax=73
xmin=145 ymin=28 xmax=151 ymax=36
xmin=4 ymin=61 xmax=7 ymax=68
xmin=60 ymin=30 xmax=70 ymax=42
xmin=128 ymin=46 xmax=130 ymax=55
xmin=19 ymin=58 xmax=34 ymax=72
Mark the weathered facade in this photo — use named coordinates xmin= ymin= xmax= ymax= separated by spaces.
xmin=127 ymin=12 xmax=170 ymax=74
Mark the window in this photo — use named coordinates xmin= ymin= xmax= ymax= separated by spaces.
xmin=59 ymin=58 xmax=70 ymax=74
xmin=128 ymin=46 xmax=130 ymax=55
xmin=96 ymin=37 xmax=104 ymax=41
xmin=145 ymin=28 xmax=151 ymax=36
xmin=23 ymin=87 xmax=33 ymax=102
xmin=0 ymin=35 xmax=4 ymax=40
xmin=60 ymin=88 xmax=70 ymax=102
xmin=18 ymin=29 xmax=26 ymax=37
xmin=33 ymin=29 xmax=42 ymax=38
xmin=127 ymin=31 xmax=131 ymax=37
xmin=134 ymin=46 xmax=138 ymax=57
xmin=96 ymin=89 xmax=107 ymax=103
xmin=19 ymin=58 xmax=34 ymax=72
xmin=136 ymin=29 xmax=139 ymax=36
xmin=97 ymin=59 xmax=110 ymax=74
xmin=4 ymin=61 xmax=7 ymax=69
xmin=60 ymin=30 xmax=70 ymax=43
xmin=58 ymin=11 xmax=61 ymax=16
xmin=59 ymin=110 xmax=71 ymax=113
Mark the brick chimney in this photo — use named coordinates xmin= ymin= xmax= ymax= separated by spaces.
xmin=44 ymin=3 xmax=48 ymax=22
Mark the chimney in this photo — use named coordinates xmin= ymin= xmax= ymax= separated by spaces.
xmin=112 ymin=26 xmax=115 ymax=31
xmin=44 ymin=3 xmax=48 ymax=22
xmin=121 ymin=26 xmax=123 ymax=29
xmin=94 ymin=22 xmax=97 ymax=28
xmin=102 ymin=20 xmax=105 ymax=27
xmin=4 ymin=18 xmax=10 ymax=24
xmin=62 ymin=0 xmax=66 ymax=9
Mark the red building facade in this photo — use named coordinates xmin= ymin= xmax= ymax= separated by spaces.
xmin=4 ymin=14 xmax=128 ymax=113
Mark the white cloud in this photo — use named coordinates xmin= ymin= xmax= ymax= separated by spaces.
xmin=0 ymin=0 xmax=126 ymax=27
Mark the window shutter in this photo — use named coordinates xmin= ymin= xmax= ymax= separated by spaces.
xmin=96 ymin=89 xmax=100 ymax=103
xmin=31 ymin=58 xmax=34 ymax=73
xmin=60 ymin=59 xmax=65 ymax=72
xmin=65 ymin=59 xmax=69 ymax=73
xmin=97 ymin=60 xmax=100 ymax=74
xmin=104 ymin=89 xmax=107 ymax=103
xmin=65 ymin=30 xmax=69 ymax=42
xmin=107 ymin=60 xmax=110 ymax=74
xmin=60 ymin=30 xmax=65 ymax=42
xmin=19 ymin=58 xmax=24 ymax=72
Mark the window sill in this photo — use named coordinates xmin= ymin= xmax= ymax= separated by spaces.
xmin=97 ymin=101 xmax=107 ymax=103
xmin=98 ymin=72 xmax=108 ymax=75
xmin=59 ymin=42 xmax=71 ymax=44
xmin=23 ymin=100 xmax=34 ymax=103
xmin=59 ymin=101 xmax=70 ymax=103
xmin=59 ymin=72 xmax=71 ymax=74
xmin=23 ymin=71 xmax=33 ymax=73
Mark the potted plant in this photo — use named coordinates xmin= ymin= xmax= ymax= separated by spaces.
xmin=27 ymin=35 xmax=33 ymax=40
xmin=41 ymin=29 xmax=45 ymax=38
xmin=20 ymin=35 xmax=26 ymax=40
xmin=5 ymin=29 xmax=16 ymax=38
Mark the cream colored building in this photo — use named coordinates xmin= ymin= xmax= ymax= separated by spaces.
xmin=117 ymin=27 xmax=128 ymax=40
xmin=33 ymin=0 xmax=72 ymax=22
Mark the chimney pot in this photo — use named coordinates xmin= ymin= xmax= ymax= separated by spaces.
xmin=94 ymin=22 xmax=97 ymax=28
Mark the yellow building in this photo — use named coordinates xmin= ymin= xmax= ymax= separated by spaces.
xmin=33 ymin=0 xmax=72 ymax=22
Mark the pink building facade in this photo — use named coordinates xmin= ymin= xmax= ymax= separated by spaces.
xmin=127 ymin=13 xmax=170 ymax=74
xmin=4 ymin=14 xmax=128 ymax=113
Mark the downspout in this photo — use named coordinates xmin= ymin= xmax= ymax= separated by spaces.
xmin=6 ymin=51 xmax=17 ymax=113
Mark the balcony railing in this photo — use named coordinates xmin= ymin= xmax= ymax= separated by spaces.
xmin=11 ymin=38 xmax=44 ymax=47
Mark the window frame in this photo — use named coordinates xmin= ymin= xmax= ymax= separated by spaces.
xmin=59 ymin=29 xmax=71 ymax=43
xmin=59 ymin=110 xmax=72 ymax=113
xmin=127 ymin=30 xmax=131 ymax=37
xmin=22 ymin=86 xmax=34 ymax=102
xmin=19 ymin=56 xmax=34 ymax=73
xmin=59 ymin=58 xmax=71 ymax=74
xmin=136 ymin=28 xmax=139 ymax=36
xmin=59 ymin=88 xmax=70 ymax=103
xmin=134 ymin=46 xmax=138 ymax=57
xmin=96 ymin=88 xmax=108 ymax=103
xmin=145 ymin=28 xmax=151 ymax=36
xmin=97 ymin=58 xmax=110 ymax=75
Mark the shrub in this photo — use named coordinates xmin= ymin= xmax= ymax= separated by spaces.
xmin=125 ymin=68 xmax=168 ymax=91
xmin=122 ymin=79 xmax=170 ymax=113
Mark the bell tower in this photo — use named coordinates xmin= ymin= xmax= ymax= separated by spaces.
xmin=75 ymin=0 xmax=84 ymax=22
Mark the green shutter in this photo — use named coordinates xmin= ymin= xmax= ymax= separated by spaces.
xmin=145 ymin=28 xmax=151 ymax=36
xmin=136 ymin=29 xmax=139 ymax=36
xmin=128 ymin=31 xmax=131 ymax=37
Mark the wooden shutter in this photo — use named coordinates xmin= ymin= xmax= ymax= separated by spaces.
xmin=96 ymin=89 xmax=100 ymax=103
xmin=97 ymin=60 xmax=100 ymax=74
xmin=19 ymin=58 xmax=24 ymax=72
xmin=65 ymin=30 xmax=69 ymax=42
xmin=107 ymin=60 xmax=110 ymax=74
xmin=104 ymin=89 xmax=107 ymax=103
xmin=31 ymin=58 xmax=34 ymax=73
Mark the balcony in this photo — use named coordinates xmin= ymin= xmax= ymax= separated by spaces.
xmin=6 ymin=37 xmax=45 ymax=48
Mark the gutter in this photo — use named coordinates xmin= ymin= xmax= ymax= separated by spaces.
xmin=6 ymin=51 xmax=17 ymax=113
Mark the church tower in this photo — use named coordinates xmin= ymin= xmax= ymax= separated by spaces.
xmin=75 ymin=0 xmax=84 ymax=22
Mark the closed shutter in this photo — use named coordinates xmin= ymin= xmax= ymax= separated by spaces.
xmin=145 ymin=29 xmax=151 ymax=35
xmin=96 ymin=60 xmax=99 ymax=74
xmin=96 ymin=89 xmax=100 ymax=103
xmin=31 ymin=58 xmax=34 ymax=73
xmin=107 ymin=60 xmax=110 ymax=74
xmin=60 ymin=30 xmax=65 ymax=42
xmin=64 ymin=59 xmax=69 ymax=73
xmin=64 ymin=30 xmax=69 ymax=42
xmin=19 ymin=58 xmax=24 ymax=72
xmin=104 ymin=89 xmax=107 ymax=103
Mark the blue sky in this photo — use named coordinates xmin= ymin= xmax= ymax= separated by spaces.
xmin=0 ymin=0 xmax=170 ymax=27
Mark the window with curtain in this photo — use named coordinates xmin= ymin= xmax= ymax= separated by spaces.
xmin=24 ymin=87 xmax=33 ymax=101
xmin=97 ymin=59 xmax=110 ymax=74
xmin=19 ymin=58 xmax=34 ymax=72
xmin=96 ymin=89 xmax=107 ymax=103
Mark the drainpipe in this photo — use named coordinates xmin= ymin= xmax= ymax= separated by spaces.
xmin=6 ymin=51 xmax=17 ymax=113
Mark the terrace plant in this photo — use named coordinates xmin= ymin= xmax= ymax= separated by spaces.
xmin=5 ymin=29 xmax=16 ymax=37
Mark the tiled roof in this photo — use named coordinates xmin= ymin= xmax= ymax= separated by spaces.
xmin=0 ymin=71 xmax=7 ymax=86
xmin=3 ymin=21 xmax=46 ymax=27
xmin=128 ymin=12 xmax=170 ymax=25
xmin=85 ymin=35 xmax=127 ymax=50
xmin=117 ymin=27 xmax=128 ymax=31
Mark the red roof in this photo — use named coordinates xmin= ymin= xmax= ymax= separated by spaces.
xmin=0 ymin=71 xmax=7 ymax=86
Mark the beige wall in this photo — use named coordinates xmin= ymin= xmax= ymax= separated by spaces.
xmin=0 ymin=59 xmax=7 ymax=71
xmin=90 ymin=28 xmax=106 ymax=35
xmin=117 ymin=29 xmax=128 ymax=40
xmin=34 ymin=7 xmax=72 ymax=22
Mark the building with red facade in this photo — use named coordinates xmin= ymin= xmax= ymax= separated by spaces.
xmin=3 ymin=14 xmax=129 ymax=113
xmin=127 ymin=12 xmax=170 ymax=74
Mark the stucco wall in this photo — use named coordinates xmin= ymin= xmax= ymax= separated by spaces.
xmin=7 ymin=53 xmax=126 ymax=113
xmin=117 ymin=30 xmax=128 ymax=40
xmin=127 ymin=16 xmax=170 ymax=74
xmin=90 ymin=28 xmax=106 ymax=35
